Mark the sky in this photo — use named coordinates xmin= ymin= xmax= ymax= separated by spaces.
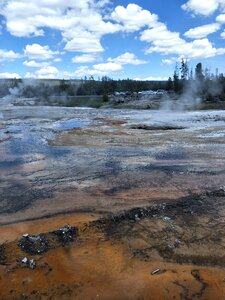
xmin=0 ymin=0 xmax=225 ymax=80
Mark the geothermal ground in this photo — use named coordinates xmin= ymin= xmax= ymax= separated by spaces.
xmin=0 ymin=106 xmax=225 ymax=299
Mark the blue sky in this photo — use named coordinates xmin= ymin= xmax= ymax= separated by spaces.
xmin=0 ymin=0 xmax=225 ymax=80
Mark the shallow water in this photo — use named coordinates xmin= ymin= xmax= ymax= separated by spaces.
xmin=1 ymin=106 xmax=225 ymax=221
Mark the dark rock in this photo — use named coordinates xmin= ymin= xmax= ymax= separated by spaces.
xmin=19 ymin=234 xmax=48 ymax=255
xmin=52 ymin=225 xmax=78 ymax=245
xmin=21 ymin=257 xmax=36 ymax=269
xmin=0 ymin=245 xmax=6 ymax=264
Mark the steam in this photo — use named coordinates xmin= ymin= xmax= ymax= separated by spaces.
xmin=1 ymin=87 xmax=20 ymax=106
xmin=0 ymin=78 xmax=84 ymax=107
xmin=0 ymin=79 xmax=25 ymax=107
xmin=161 ymin=77 xmax=222 ymax=112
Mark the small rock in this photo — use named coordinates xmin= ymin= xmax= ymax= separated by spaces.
xmin=175 ymin=238 xmax=182 ymax=245
xmin=163 ymin=216 xmax=171 ymax=222
xmin=134 ymin=214 xmax=140 ymax=221
xmin=151 ymin=268 xmax=161 ymax=275
xmin=29 ymin=259 xmax=36 ymax=270
xmin=20 ymin=257 xmax=36 ymax=269
xmin=21 ymin=257 xmax=28 ymax=264
xmin=220 ymin=186 xmax=225 ymax=192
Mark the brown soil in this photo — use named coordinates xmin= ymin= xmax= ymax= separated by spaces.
xmin=0 ymin=190 xmax=225 ymax=300
xmin=0 ymin=209 xmax=225 ymax=300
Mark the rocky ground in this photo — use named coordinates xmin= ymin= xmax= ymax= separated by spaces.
xmin=0 ymin=106 xmax=225 ymax=299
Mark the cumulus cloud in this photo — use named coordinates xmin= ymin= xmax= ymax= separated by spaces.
xmin=53 ymin=58 xmax=62 ymax=63
xmin=74 ymin=66 xmax=92 ymax=77
xmin=1 ymin=1 xmax=225 ymax=79
xmin=23 ymin=60 xmax=50 ymax=68
xmin=108 ymin=52 xmax=147 ymax=65
xmin=0 ymin=72 xmax=20 ymax=78
xmin=140 ymin=22 xmax=225 ymax=59
xmin=74 ymin=62 xmax=123 ymax=77
xmin=93 ymin=62 xmax=122 ymax=72
xmin=161 ymin=57 xmax=178 ymax=65
xmin=184 ymin=23 xmax=221 ymax=39
xmin=0 ymin=49 xmax=21 ymax=62
xmin=182 ymin=0 xmax=225 ymax=16
xmin=216 ymin=13 xmax=225 ymax=23
xmin=111 ymin=4 xmax=158 ymax=32
xmin=25 ymin=66 xmax=76 ymax=79
xmin=26 ymin=66 xmax=59 ymax=78
xmin=0 ymin=0 xmax=120 ymax=55
xmin=24 ymin=44 xmax=59 ymax=60
xmin=63 ymin=32 xmax=104 ymax=53
xmin=72 ymin=54 xmax=99 ymax=63
xmin=0 ymin=0 xmax=90 ymax=37
xmin=73 ymin=52 xmax=147 ymax=77
xmin=134 ymin=76 xmax=168 ymax=81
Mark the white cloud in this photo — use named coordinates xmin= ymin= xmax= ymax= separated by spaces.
xmin=74 ymin=62 xmax=123 ymax=77
xmin=53 ymin=58 xmax=62 ymax=62
xmin=24 ymin=63 xmax=98 ymax=79
xmin=0 ymin=49 xmax=21 ymax=62
xmin=216 ymin=13 xmax=225 ymax=23
xmin=74 ymin=66 xmax=92 ymax=77
xmin=25 ymin=66 xmax=76 ymax=79
xmin=93 ymin=0 xmax=111 ymax=8
xmin=93 ymin=62 xmax=122 ymax=72
xmin=64 ymin=31 xmax=104 ymax=53
xmin=0 ymin=72 xmax=20 ymax=78
xmin=108 ymin=52 xmax=147 ymax=65
xmin=24 ymin=44 xmax=59 ymax=60
xmin=184 ymin=23 xmax=221 ymax=39
xmin=141 ymin=23 xmax=183 ymax=48
xmin=26 ymin=66 xmax=59 ymax=79
xmin=73 ymin=52 xmax=147 ymax=78
xmin=161 ymin=57 xmax=177 ymax=65
xmin=72 ymin=54 xmax=99 ymax=63
xmin=1 ymin=0 xmax=225 ymax=77
xmin=0 ymin=1 xmax=89 ymax=37
xmin=181 ymin=0 xmax=225 ymax=16
xmin=221 ymin=30 xmax=225 ymax=38
xmin=23 ymin=60 xmax=50 ymax=68
xmin=111 ymin=4 xmax=158 ymax=32
xmin=134 ymin=76 xmax=168 ymax=81
xmin=0 ymin=0 xmax=120 ymax=55
xmin=140 ymin=22 xmax=225 ymax=59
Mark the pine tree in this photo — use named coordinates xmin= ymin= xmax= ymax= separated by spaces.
xmin=166 ymin=77 xmax=173 ymax=91
xmin=195 ymin=63 xmax=204 ymax=82
xmin=173 ymin=63 xmax=180 ymax=93
xmin=180 ymin=59 xmax=189 ymax=81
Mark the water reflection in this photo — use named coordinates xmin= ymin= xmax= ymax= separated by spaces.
xmin=0 ymin=107 xmax=96 ymax=215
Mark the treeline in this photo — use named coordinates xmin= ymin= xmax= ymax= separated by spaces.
xmin=0 ymin=77 xmax=168 ymax=99
xmin=76 ymin=76 xmax=167 ymax=95
xmin=168 ymin=59 xmax=225 ymax=101
xmin=0 ymin=79 xmax=79 ymax=99
xmin=1 ymin=62 xmax=225 ymax=102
